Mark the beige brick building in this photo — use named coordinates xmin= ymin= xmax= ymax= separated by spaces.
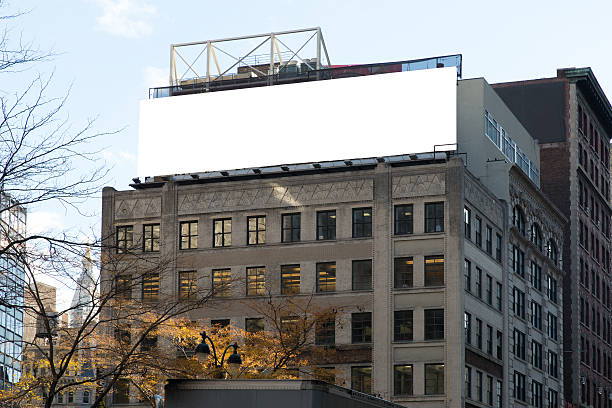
xmin=101 ymin=65 xmax=567 ymax=408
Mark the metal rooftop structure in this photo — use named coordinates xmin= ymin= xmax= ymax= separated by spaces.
xmin=151 ymin=27 xmax=461 ymax=98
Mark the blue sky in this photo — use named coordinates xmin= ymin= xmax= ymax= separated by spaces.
xmin=6 ymin=0 xmax=612 ymax=239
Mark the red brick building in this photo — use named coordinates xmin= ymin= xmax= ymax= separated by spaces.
xmin=494 ymin=68 xmax=612 ymax=407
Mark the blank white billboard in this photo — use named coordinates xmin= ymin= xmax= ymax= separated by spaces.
xmin=138 ymin=67 xmax=457 ymax=177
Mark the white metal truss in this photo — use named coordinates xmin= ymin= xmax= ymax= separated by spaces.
xmin=169 ymin=27 xmax=331 ymax=87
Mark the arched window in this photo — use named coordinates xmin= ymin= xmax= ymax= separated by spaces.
xmin=531 ymin=223 xmax=543 ymax=251
xmin=548 ymin=240 xmax=558 ymax=265
xmin=513 ymin=206 xmax=525 ymax=236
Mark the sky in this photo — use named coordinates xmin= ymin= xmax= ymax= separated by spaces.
xmin=4 ymin=0 xmax=612 ymax=304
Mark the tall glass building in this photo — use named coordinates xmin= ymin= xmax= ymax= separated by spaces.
xmin=0 ymin=194 xmax=26 ymax=389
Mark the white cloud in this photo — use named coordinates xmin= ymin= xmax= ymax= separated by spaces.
xmin=144 ymin=65 xmax=168 ymax=89
xmin=28 ymin=211 xmax=64 ymax=235
xmin=95 ymin=0 xmax=157 ymax=39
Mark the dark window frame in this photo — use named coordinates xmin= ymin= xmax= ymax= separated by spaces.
xmin=179 ymin=220 xmax=198 ymax=250
xmin=143 ymin=223 xmax=160 ymax=252
xmin=213 ymin=218 xmax=232 ymax=247
xmin=424 ymin=255 xmax=444 ymax=287
xmin=246 ymin=266 xmax=266 ymax=296
xmin=352 ymin=259 xmax=372 ymax=291
xmin=178 ymin=270 xmax=197 ymax=300
xmin=394 ymin=310 xmax=413 ymax=342
xmin=394 ymin=257 xmax=414 ymax=289
xmin=316 ymin=210 xmax=336 ymax=241
xmin=212 ymin=268 xmax=231 ymax=298
xmin=316 ymin=262 xmax=336 ymax=293
xmin=424 ymin=309 xmax=444 ymax=340
xmin=281 ymin=213 xmax=301 ymax=243
xmin=394 ymin=204 xmax=414 ymax=235
xmin=280 ymin=264 xmax=300 ymax=295
xmin=116 ymin=225 xmax=133 ymax=254
xmin=424 ymin=201 xmax=444 ymax=233
xmin=352 ymin=207 xmax=372 ymax=238
xmin=247 ymin=215 xmax=266 ymax=245
xmin=352 ymin=312 xmax=372 ymax=344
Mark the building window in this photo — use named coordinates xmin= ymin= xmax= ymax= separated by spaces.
xmin=352 ymin=312 xmax=372 ymax=343
xmin=513 ymin=206 xmax=525 ymax=235
xmin=317 ymin=210 xmax=336 ymax=240
xmin=486 ymin=376 xmax=493 ymax=405
xmin=425 ymin=202 xmax=444 ymax=233
xmin=513 ymin=287 xmax=525 ymax=319
xmin=547 ymin=239 xmax=558 ymax=265
xmin=512 ymin=246 xmax=525 ymax=278
xmin=115 ymin=275 xmax=131 ymax=300
xmin=513 ymin=329 xmax=526 ymax=360
xmin=513 ymin=371 xmax=526 ymax=401
xmin=211 ymin=319 xmax=230 ymax=328
xmin=247 ymin=216 xmax=266 ymax=245
xmin=394 ymin=365 xmax=413 ymax=396
xmin=116 ymin=225 xmax=133 ymax=254
xmin=496 ymin=330 xmax=503 ymax=359
xmin=246 ymin=266 xmax=265 ymax=296
xmin=464 ymin=207 xmax=472 ymax=239
xmin=548 ymin=350 xmax=558 ymax=378
xmin=212 ymin=269 xmax=231 ymax=298
xmin=531 ymin=301 xmax=542 ymax=330
xmin=315 ymin=317 xmax=335 ymax=345
xmin=547 ymin=274 xmax=557 ymax=303
xmin=351 ymin=366 xmax=371 ymax=394
xmin=495 ymin=233 xmax=502 ymax=262
xmin=394 ymin=257 xmax=413 ymax=289
xmin=179 ymin=221 xmax=198 ymax=250
xmin=352 ymin=207 xmax=372 ymax=238
xmin=424 ymin=255 xmax=444 ymax=286
xmin=281 ymin=264 xmax=300 ymax=295
xmin=395 ymin=204 xmax=414 ymax=235
xmin=486 ymin=325 xmax=493 ymax=354
xmin=531 ymin=380 xmax=543 ymax=408
xmin=475 ymin=216 xmax=482 ymax=246
xmin=530 ymin=261 xmax=542 ymax=291
xmin=425 ymin=364 xmax=444 ymax=395
xmin=83 ymin=391 xmax=90 ymax=404
xmin=393 ymin=310 xmax=413 ymax=342
xmin=142 ymin=272 xmax=159 ymax=301
xmin=352 ymin=260 xmax=372 ymax=291
xmin=143 ymin=223 xmax=160 ymax=252
xmin=213 ymin=218 xmax=232 ymax=247
xmin=496 ymin=282 xmax=502 ymax=311
xmin=316 ymin=262 xmax=336 ymax=292
xmin=179 ymin=271 xmax=197 ymax=300
xmin=547 ymin=312 xmax=558 ymax=340
xmin=464 ymin=312 xmax=472 ymax=344
xmin=476 ymin=319 xmax=482 ymax=349
xmin=485 ymin=225 xmax=492 ymax=254
xmin=532 ymin=340 xmax=543 ymax=369
xmin=424 ymin=309 xmax=444 ymax=340
xmin=281 ymin=213 xmax=301 ymax=243
xmin=531 ymin=223 xmax=543 ymax=251
xmin=465 ymin=366 xmax=472 ymax=399
xmin=475 ymin=267 xmax=482 ymax=298
xmin=496 ymin=380 xmax=503 ymax=408
xmin=548 ymin=389 xmax=558 ymax=408
xmin=476 ymin=371 xmax=483 ymax=402
xmin=486 ymin=275 xmax=493 ymax=305
xmin=464 ymin=259 xmax=471 ymax=292
xmin=245 ymin=317 xmax=264 ymax=333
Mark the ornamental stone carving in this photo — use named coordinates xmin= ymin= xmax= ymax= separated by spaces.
xmin=464 ymin=177 xmax=504 ymax=227
xmin=115 ymin=197 xmax=161 ymax=220
xmin=177 ymin=179 xmax=373 ymax=214
xmin=392 ymin=173 xmax=445 ymax=198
